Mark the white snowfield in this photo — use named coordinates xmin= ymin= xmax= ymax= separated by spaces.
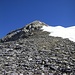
xmin=42 ymin=25 xmax=75 ymax=42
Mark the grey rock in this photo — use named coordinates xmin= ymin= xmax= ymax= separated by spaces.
xmin=0 ymin=21 xmax=75 ymax=75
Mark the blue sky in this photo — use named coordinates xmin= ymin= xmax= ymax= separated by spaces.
xmin=0 ymin=0 xmax=75 ymax=38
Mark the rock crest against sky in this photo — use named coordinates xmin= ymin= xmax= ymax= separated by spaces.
xmin=0 ymin=0 xmax=75 ymax=38
xmin=1 ymin=21 xmax=75 ymax=42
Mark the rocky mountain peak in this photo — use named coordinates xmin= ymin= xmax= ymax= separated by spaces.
xmin=0 ymin=21 xmax=75 ymax=75
xmin=28 ymin=20 xmax=45 ymax=24
xmin=24 ymin=20 xmax=47 ymax=30
xmin=1 ymin=21 xmax=48 ymax=42
xmin=28 ymin=20 xmax=47 ymax=25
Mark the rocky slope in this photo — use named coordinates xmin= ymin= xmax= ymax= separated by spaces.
xmin=0 ymin=21 xmax=75 ymax=75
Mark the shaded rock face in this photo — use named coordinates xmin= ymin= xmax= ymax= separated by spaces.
xmin=0 ymin=21 xmax=75 ymax=75
xmin=1 ymin=21 xmax=47 ymax=42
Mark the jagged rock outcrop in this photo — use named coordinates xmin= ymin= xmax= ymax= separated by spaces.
xmin=1 ymin=21 xmax=47 ymax=42
xmin=0 ymin=21 xmax=75 ymax=75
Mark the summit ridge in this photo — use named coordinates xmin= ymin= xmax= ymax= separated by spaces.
xmin=1 ymin=20 xmax=48 ymax=42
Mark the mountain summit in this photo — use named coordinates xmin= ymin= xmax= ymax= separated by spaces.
xmin=0 ymin=21 xmax=75 ymax=75
xmin=1 ymin=21 xmax=48 ymax=42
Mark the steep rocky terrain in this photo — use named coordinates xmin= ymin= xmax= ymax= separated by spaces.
xmin=0 ymin=21 xmax=75 ymax=75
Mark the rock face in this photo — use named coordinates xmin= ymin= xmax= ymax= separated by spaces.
xmin=0 ymin=21 xmax=75 ymax=75
xmin=1 ymin=21 xmax=47 ymax=42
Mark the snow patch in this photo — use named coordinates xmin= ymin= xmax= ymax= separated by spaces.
xmin=41 ymin=26 xmax=75 ymax=42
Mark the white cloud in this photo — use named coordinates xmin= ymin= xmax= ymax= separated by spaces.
xmin=41 ymin=25 xmax=75 ymax=42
